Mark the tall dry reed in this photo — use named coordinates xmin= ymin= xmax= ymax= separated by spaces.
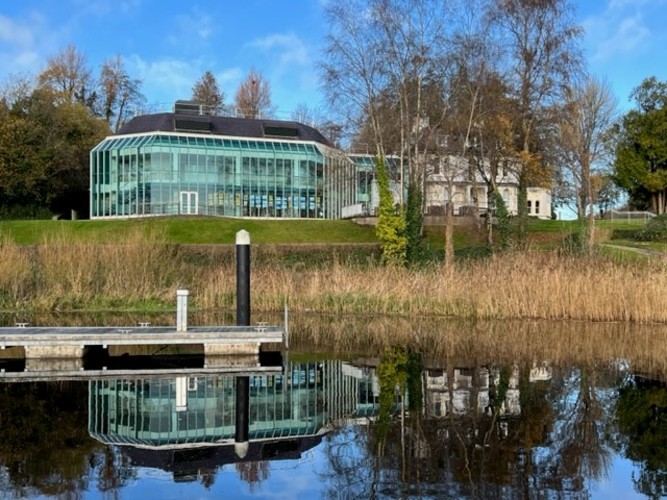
xmin=197 ymin=252 xmax=667 ymax=323
xmin=0 ymin=236 xmax=33 ymax=305
xmin=3 ymin=232 xmax=667 ymax=324
xmin=1 ymin=229 xmax=202 ymax=311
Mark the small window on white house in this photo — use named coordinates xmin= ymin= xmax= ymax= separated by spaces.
xmin=527 ymin=200 xmax=532 ymax=212
xmin=535 ymin=200 xmax=540 ymax=214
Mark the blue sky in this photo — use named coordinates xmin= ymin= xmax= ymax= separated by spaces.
xmin=0 ymin=0 xmax=666 ymax=119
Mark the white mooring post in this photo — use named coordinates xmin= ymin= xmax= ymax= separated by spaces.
xmin=176 ymin=289 xmax=189 ymax=332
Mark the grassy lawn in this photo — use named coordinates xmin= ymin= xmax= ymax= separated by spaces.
xmin=0 ymin=217 xmax=380 ymax=245
xmin=0 ymin=216 xmax=659 ymax=253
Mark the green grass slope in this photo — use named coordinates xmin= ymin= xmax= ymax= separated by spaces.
xmin=0 ymin=217 xmax=379 ymax=245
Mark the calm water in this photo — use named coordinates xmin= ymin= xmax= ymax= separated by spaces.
xmin=1 ymin=315 xmax=666 ymax=499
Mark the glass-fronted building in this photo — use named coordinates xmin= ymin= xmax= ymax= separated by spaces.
xmin=349 ymin=154 xmax=404 ymax=215
xmin=90 ymin=110 xmax=356 ymax=219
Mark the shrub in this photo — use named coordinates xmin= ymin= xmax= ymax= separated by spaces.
xmin=636 ymin=214 xmax=667 ymax=241
xmin=375 ymin=157 xmax=407 ymax=266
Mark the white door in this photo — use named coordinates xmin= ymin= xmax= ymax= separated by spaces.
xmin=180 ymin=191 xmax=198 ymax=215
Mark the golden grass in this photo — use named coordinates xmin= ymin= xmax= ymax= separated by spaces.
xmin=2 ymin=234 xmax=667 ymax=323
xmin=199 ymin=252 xmax=667 ymax=323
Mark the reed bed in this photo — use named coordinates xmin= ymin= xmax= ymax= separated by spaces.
xmin=2 ymin=235 xmax=667 ymax=323
xmin=200 ymin=252 xmax=667 ymax=323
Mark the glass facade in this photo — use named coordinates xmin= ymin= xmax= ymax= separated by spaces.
xmin=90 ymin=133 xmax=356 ymax=219
xmin=349 ymin=154 xmax=405 ymax=214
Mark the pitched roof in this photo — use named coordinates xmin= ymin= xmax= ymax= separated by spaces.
xmin=116 ymin=113 xmax=333 ymax=146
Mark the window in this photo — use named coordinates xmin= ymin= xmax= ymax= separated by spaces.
xmin=535 ymin=200 xmax=540 ymax=214
xmin=527 ymin=200 xmax=532 ymax=212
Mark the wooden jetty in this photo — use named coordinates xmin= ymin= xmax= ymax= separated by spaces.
xmin=0 ymin=231 xmax=286 ymax=372
xmin=0 ymin=325 xmax=284 ymax=356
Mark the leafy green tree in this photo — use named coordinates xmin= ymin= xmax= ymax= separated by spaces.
xmin=405 ymin=184 xmax=424 ymax=263
xmin=0 ymin=86 xmax=108 ymax=217
xmin=46 ymin=101 xmax=110 ymax=215
xmin=494 ymin=191 xmax=511 ymax=251
xmin=613 ymin=77 xmax=667 ymax=213
xmin=0 ymin=105 xmax=46 ymax=208
xmin=375 ymin=156 xmax=407 ymax=266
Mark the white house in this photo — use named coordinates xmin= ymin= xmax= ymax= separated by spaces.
xmin=349 ymin=153 xmax=552 ymax=219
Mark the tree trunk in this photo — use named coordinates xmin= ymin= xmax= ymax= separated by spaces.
xmin=486 ymin=184 xmax=496 ymax=247
xmin=444 ymin=201 xmax=454 ymax=271
xmin=585 ymin=161 xmax=595 ymax=255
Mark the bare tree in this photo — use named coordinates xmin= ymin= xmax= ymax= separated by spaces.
xmin=373 ymin=0 xmax=452 ymax=201
xmin=324 ymin=0 xmax=453 ymax=263
xmin=488 ymin=0 xmax=583 ymax=243
xmin=322 ymin=0 xmax=390 ymax=157
xmin=99 ymin=55 xmax=145 ymax=132
xmin=234 ymin=69 xmax=274 ymax=119
xmin=191 ymin=70 xmax=224 ymax=115
xmin=557 ymin=76 xmax=617 ymax=253
xmin=445 ymin=0 xmax=516 ymax=248
xmin=0 ymin=73 xmax=35 ymax=110
xmin=291 ymin=102 xmax=321 ymax=126
xmin=38 ymin=45 xmax=96 ymax=108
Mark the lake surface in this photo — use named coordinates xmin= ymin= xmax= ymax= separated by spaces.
xmin=1 ymin=314 xmax=667 ymax=499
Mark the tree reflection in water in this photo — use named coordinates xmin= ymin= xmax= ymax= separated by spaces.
xmin=0 ymin=382 xmax=108 ymax=497
xmin=318 ymin=350 xmax=635 ymax=498
xmin=6 ymin=332 xmax=667 ymax=497
xmin=236 ymin=461 xmax=270 ymax=494
xmin=616 ymin=374 xmax=667 ymax=498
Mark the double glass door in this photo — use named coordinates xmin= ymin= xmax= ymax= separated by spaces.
xmin=180 ymin=191 xmax=198 ymax=215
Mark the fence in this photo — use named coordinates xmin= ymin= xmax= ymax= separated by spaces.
xmin=605 ymin=210 xmax=656 ymax=223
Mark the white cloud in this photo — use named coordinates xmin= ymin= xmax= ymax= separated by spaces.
xmin=247 ymin=33 xmax=310 ymax=67
xmin=128 ymin=56 xmax=197 ymax=106
xmin=127 ymin=55 xmax=243 ymax=108
xmin=591 ymin=13 xmax=650 ymax=61
xmin=0 ymin=15 xmax=34 ymax=46
xmin=167 ymin=7 xmax=215 ymax=47
xmin=583 ymin=1 xmax=655 ymax=62
xmin=0 ymin=12 xmax=58 ymax=77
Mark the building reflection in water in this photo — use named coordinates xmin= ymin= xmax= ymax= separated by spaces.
xmin=87 ymin=361 xmax=381 ymax=479
xmin=424 ymin=361 xmax=552 ymax=420
xmin=87 ymin=359 xmax=553 ymax=480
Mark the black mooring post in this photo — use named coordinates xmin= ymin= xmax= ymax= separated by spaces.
xmin=235 ymin=229 xmax=251 ymax=457
xmin=235 ymin=376 xmax=250 ymax=448
xmin=236 ymin=229 xmax=251 ymax=327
